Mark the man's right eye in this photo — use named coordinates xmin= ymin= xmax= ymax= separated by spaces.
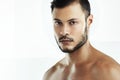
xmin=54 ymin=21 xmax=62 ymax=26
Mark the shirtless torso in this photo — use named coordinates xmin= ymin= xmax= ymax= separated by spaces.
xmin=43 ymin=44 xmax=120 ymax=80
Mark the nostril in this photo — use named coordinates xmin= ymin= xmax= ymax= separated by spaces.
xmin=60 ymin=31 xmax=69 ymax=36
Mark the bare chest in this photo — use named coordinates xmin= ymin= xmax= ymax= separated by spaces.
xmin=49 ymin=68 xmax=99 ymax=80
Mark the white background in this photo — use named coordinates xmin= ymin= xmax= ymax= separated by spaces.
xmin=0 ymin=0 xmax=120 ymax=80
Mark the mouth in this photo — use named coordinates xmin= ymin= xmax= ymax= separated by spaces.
xmin=59 ymin=38 xmax=73 ymax=45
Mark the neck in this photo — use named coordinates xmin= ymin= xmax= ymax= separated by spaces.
xmin=65 ymin=41 xmax=93 ymax=65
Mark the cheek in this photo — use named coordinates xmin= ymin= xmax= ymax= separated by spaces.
xmin=72 ymin=26 xmax=85 ymax=35
xmin=72 ymin=27 xmax=85 ymax=41
xmin=54 ymin=28 xmax=60 ymax=39
xmin=73 ymin=21 xmax=86 ymax=33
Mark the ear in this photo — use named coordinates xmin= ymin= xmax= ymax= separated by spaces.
xmin=87 ymin=14 xmax=93 ymax=28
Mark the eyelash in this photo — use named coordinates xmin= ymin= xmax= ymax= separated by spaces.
xmin=69 ymin=21 xmax=77 ymax=25
xmin=54 ymin=21 xmax=62 ymax=26
xmin=54 ymin=21 xmax=78 ymax=26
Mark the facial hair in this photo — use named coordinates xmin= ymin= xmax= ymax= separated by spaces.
xmin=55 ymin=25 xmax=88 ymax=53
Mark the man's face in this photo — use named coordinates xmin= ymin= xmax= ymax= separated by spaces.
xmin=52 ymin=3 xmax=92 ymax=53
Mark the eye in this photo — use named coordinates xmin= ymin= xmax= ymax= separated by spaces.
xmin=54 ymin=21 xmax=63 ymax=26
xmin=69 ymin=21 xmax=78 ymax=25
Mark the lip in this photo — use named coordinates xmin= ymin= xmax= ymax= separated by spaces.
xmin=60 ymin=40 xmax=72 ymax=45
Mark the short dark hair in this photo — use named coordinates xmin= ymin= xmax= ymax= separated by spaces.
xmin=51 ymin=0 xmax=91 ymax=18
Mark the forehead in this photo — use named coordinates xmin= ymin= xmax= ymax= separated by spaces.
xmin=52 ymin=3 xmax=85 ymax=21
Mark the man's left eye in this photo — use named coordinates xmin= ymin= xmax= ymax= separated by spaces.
xmin=69 ymin=21 xmax=77 ymax=25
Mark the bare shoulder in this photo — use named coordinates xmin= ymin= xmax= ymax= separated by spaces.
xmin=93 ymin=52 xmax=120 ymax=80
xmin=43 ymin=58 xmax=65 ymax=80
xmin=43 ymin=64 xmax=56 ymax=80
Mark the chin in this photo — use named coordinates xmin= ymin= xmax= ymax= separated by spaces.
xmin=61 ymin=46 xmax=73 ymax=51
xmin=60 ymin=47 xmax=75 ymax=53
xmin=62 ymin=49 xmax=75 ymax=53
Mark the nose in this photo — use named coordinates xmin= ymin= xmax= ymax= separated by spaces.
xmin=60 ymin=25 xmax=70 ymax=36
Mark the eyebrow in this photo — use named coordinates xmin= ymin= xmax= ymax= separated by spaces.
xmin=53 ymin=18 xmax=79 ymax=22
xmin=53 ymin=18 xmax=61 ymax=21
xmin=68 ymin=18 xmax=79 ymax=22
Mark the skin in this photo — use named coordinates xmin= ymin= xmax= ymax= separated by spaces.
xmin=43 ymin=2 xmax=120 ymax=80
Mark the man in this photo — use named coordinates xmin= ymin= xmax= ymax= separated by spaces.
xmin=43 ymin=0 xmax=120 ymax=80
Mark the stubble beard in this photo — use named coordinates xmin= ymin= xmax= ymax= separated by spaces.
xmin=55 ymin=26 xmax=88 ymax=53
